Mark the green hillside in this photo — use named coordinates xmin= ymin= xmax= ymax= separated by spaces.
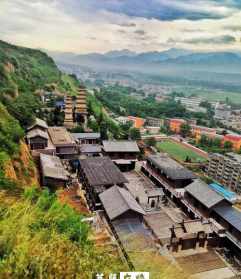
xmin=0 ymin=40 xmax=60 ymax=93
xmin=0 ymin=40 xmax=80 ymax=127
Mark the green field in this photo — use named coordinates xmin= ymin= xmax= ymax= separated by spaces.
xmin=180 ymin=87 xmax=241 ymax=104
xmin=156 ymin=140 xmax=207 ymax=163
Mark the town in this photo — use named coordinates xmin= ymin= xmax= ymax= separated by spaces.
xmin=26 ymin=85 xmax=241 ymax=279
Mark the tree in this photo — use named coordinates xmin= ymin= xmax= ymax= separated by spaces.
xmin=180 ymin=123 xmax=191 ymax=138
xmin=129 ymin=128 xmax=141 ymax=140
xmin=224 ymin=141 xmax=233 ymax=150
xmin=146 ymin=137 xmax=157 ymax=147
xmin=100 ymin=121 xmax=108 ymax=140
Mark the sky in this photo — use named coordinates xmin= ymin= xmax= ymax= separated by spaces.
xmin=1 ymin=0 xmax=241 ymax=54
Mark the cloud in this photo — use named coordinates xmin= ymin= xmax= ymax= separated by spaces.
xmin=0 ymin=0 xmax=241 ymax=54
xmin=115 ymin=22 xmax=136 ymax=27
xmin=223 ymin=25 xmax=241 ymax=31
xmin=65 ymin=0 xmax=237 ymax=21
xmin=179 ymin=35 xmax=236 ymax=45
xmin=134 ymin=29 xmax=146 ymax=35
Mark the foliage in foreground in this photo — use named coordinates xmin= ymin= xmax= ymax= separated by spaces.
xmin=0 ymin=187 xmax=123 ymax=279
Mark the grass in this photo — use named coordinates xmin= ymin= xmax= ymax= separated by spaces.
xmin=156 ymin=140 xmax=207 ymax=163
xmin=180 ymin=87 xmax=241 ymax=104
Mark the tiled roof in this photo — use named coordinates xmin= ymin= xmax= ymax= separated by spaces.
xmin=99 ymin=186 xmax=145 ymax=220
xmin=79 ymin=157 xmax=128 ymax=188
xmin=185 ymin=179 xmax=224 ymax=209
xmin=103 ymin=141 xmax=140 ymax=153
xmin=40 ymin=154 xmax=69 ymax=180
xmin=147 ymin=154 xmax=196 ymax=180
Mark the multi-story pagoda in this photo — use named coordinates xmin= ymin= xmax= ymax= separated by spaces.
xmin=64 ymin=96 xmax=75 ymax=129
xmin=74 ymin=88 xmax=88 ymax=128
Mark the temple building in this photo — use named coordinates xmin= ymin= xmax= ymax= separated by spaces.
xmin=74 ymin=88 xmax=88 ymax=128
xmin=64 ymin=96 xmax=75 ymax=129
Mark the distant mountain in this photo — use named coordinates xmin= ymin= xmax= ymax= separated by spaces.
xmin=163 ymin=52 xmax=241 ymax=65
xmin=50 ymin=48 xmax=192 ymax=65
xmin=105 ymin=49 xmax=136 ymax=58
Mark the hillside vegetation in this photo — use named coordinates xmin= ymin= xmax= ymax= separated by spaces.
xmin=0 ymin=40 xmax=79 ymax=127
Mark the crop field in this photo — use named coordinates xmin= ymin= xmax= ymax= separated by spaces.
xmin=156 ymin=140 xmax=207 ymax=163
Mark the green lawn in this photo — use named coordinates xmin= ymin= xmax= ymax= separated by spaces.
xmin=156 ymin=140 xmax=207 ymax=163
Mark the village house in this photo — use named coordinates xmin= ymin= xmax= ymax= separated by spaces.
xmin=99 ymin=185 xmax=145 ymax=221
xmin=80 ymin=144 xmax=102 ymax=157
xmin=143 ymin=154 xmax=195 ymax=193
xmin=26 ymin=129 xmax=49 ymax=150
xmin=40 ymin=153 xmax=69 ymax=190
xmin=213 ymin=205 xmax=241 ymax=242
xmin=26 ymin=118 xmax=56 ymax=153
xmin=72 ymin=132 xmax=101 ymax=145
xmin=102 ymin=140 xmax=140 ymax=171
xmin=184 ymin=179 xmax=229 ymax=218
xmin=48 ymin=127 xmax=77 ymax=159
xmin=27 ymin=118 xmax=48 ymax=132
xmin=78 ymin=157 xmax=128 ymax=209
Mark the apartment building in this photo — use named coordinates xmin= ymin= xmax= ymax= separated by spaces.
xmin=207 ymin=153 xmax=241 ymax=194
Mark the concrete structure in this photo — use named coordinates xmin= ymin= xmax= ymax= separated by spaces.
xmin=128 ymin=116 xmax=145 ymax=129
xmin=146 ymin=117 xmax=164 ymax=128
xmin=169 ymin=219 xmax=220 ymax=252
xmin=207 ymin=153 xmax=241 ymax=194
xmin=175 ymin=96 xmax=207 ymax=113
xmin=169 ymin=118 xmax=186 ymax=133
xmin=191 ymin=125 xmax=217 ymax=141
xmin=223 ymin=134 xmax=241 ymax=151
xmin=214 ymin=103 xmax=231 ymax=120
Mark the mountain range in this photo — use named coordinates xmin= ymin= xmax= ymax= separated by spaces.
xmin=47 ymin=48 xmax=241 ymax=92
xmin=48 ymin=48 xmax=241 ymax=70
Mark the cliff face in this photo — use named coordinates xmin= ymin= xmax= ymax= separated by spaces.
xmin=2 ymin=142 xmax=39 ymax=187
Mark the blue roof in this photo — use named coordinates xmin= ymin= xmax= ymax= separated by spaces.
xmin=209 ymin=183 xmax=237 ymax=202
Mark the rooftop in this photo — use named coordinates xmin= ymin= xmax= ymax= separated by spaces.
xmin=99 ymin=186 xmax=145 ymax=220
xmin=27 ymin=118 xmax=48 ymax=131
xmin=40 ymin=153 xmax=69 ymax=180
xmin=147 ymin=154 xmax=196 ymax=180
xmin=80 ymin=144 xmax=102 ymax=154
xmin=26 ymin=129 xmax=48 ymax=140
xmin=102 ymin=140 xmax=140 ymax=153
xmin=185 ymin=179 xmax=225 ymax=209
xmin=48 ymin=127 xmax=76 ymax=146
xmin=79 ymin=157 xmax=128 ymax=189
xmin=72 ymin=133 xmax=100 ymax=140
xmin=214 ymin=205 xmax=241 ymax=233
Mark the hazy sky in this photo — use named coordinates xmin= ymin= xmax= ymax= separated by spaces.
xmin=1 ymin=0 xmax=241 ymax=53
